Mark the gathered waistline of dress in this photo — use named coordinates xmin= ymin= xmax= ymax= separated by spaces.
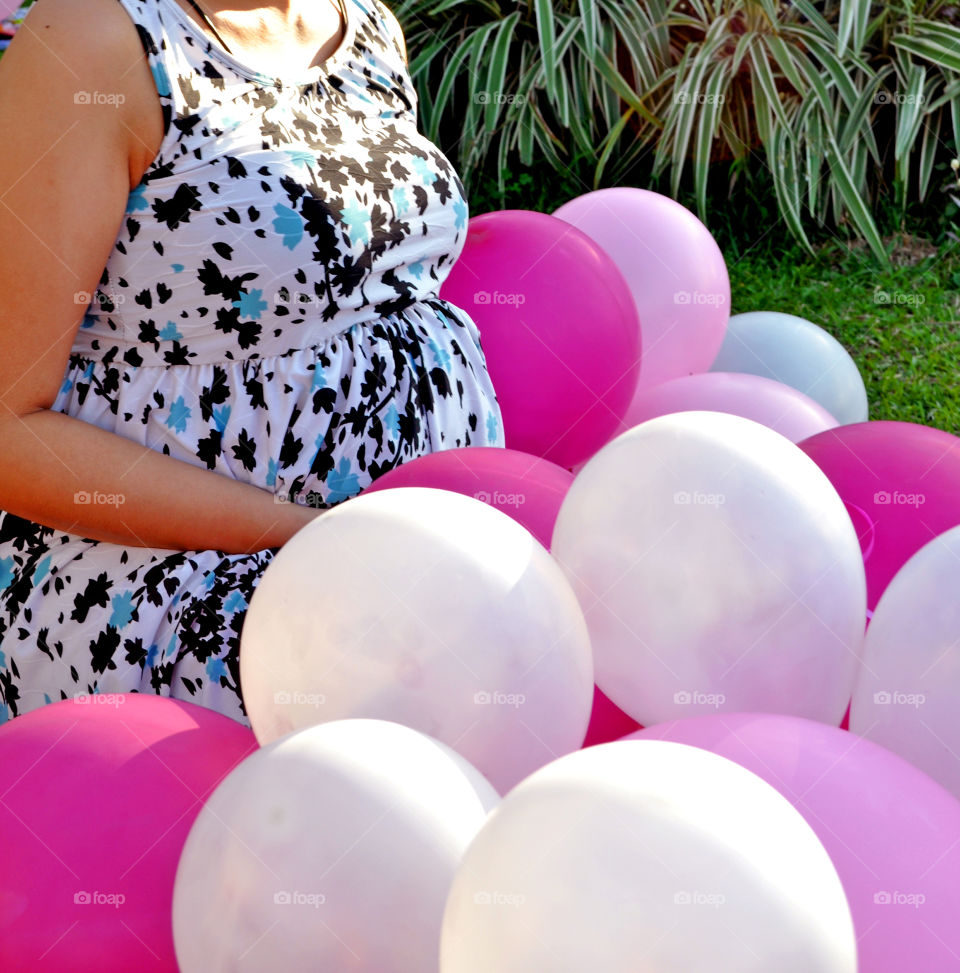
xmin=65 ymin=295 xmax=471 ymax=369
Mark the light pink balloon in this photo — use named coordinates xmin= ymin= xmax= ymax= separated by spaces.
xmin=0 ymin=1 xmax=22 ymax=22
xmin=630 ymin=713 xmax=960 ymax=973
xmin=552 ymin=187 xmax=729 ymax=388
xmin=605 ymin=371 xmax=839 ymax=446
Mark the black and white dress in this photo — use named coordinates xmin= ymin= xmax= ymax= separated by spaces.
xmin=0 ymin=0 xmax=504 ymax=724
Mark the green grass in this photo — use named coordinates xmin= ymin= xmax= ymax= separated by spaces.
xmin=723 ymin=235 xmax=960 ymax=432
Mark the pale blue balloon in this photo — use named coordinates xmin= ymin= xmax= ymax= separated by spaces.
xmin=710 ymin=311 xmax=868 ymax=425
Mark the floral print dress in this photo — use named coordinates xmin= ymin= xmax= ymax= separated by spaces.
xmin=0 ymin=0 xmax=504 ymax=724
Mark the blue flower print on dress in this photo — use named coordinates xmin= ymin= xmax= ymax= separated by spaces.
xmin=340 ymin=199 xmax=371 ymax=247
xmin=223 ymin=590 xmax=248 ymax=615
xmin=325 ymin=457 xmax=361 ymax=504
xmin=272 ymin=203 xmax=304 ymax=250
xmin=0 ymin=556 xmax=14 ymax=591
xmin=166 ymin=396 xmax=192 ymax=433
xmin=411 ymin=156 xmax=437 ymax=185
xmin=233 ymin=289 xmax=268 ymax=320
xmin=383 ymin=402 xmax=399 ymax=441
xmin=427 ymin=336 xmax=451 ymax=370
xmin=486 ymin=410 xmax=500 ymax=443
xmin=32 ymin=556 xmax=52 ymax=585
xmin=128 ymin=184 xmax=150 ymax=212
xmin=109 ymin=591 xmax=135 ymax=630
xmin=206 ymin=656 xmax=227 ymax=682
xmin=159 ymin=321 xmax=183 ymax=341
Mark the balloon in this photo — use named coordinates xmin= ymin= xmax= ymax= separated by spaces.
xmin=850 ymin=524 xmax=960 ymax=800
xmin=438 ymin=209 xmax=641 ymax=468
xmin=440 ymin=739 xmax=856 ymax=972
xmin=551 ymin=411 xmax=866 ymax=727
xmin=173 ymin=719 xmax=498 ymax=972
xmin=710 ymin=310 xmax=869 ymax=424
xmin=1 ymin=1 xmax=22 ymax=22
xmin=0 ymin=695 xmax=256 ymax=973
xmin=631 ymin=714 xmax=960 ymax=972
xmin=551 ymin=187 xmax=729 ymax=387
xmin=581 ymin=684 xmax=642 ymax=747
xmin=603 ymin=370 xmax=839 ymax=446
xmin=362 ymin=446 xmax=573 ymax=549
xmin=240 ymin=487 xmax=594 ymax=793
xmin=798 ymin=421 xmax=960 ymax=611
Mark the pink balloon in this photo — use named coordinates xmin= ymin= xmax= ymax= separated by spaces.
xmin=0 ymin=695 xmax=257 ymax=972
xmin=799 ymin=421 xmax=960 ymax=611
xmin=551 ymin=188 xmax=729 ymax=388
xmin=439 ymin=210 xmax=642 ymax=468
xmin=581 ymin=684 xmax=642 ymax=748
xmin=630 ymin=713 xmax=960 ymax=972
xmin=362 ymin=446 xmax=573 ymax=549
xmin=1 ymin=1 xmax=22 ymax=22
xmin=605 ymin=371 xmax=839 ymax=446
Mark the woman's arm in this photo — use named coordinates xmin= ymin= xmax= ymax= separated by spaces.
xmin=0 ymin=0 xmax=317 ymax=554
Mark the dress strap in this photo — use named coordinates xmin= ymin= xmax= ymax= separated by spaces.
xmin=181 ymin=0 xmax=234 ymax=53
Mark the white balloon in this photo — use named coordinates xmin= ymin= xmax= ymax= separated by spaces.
xmin=850 ymin=524 xmax=960 ymax=797
xmin=551 ymin=411 xmax=865 ymax=726
xmin=440 ymin=739 xmax=857 ymax=972
xmin=709 ymin=310 xmax=869 ymax=425
xmin=240 ymin=487 xmax=594 ymax=793
xmin=173 ymin=719 xmax=499 ymax=972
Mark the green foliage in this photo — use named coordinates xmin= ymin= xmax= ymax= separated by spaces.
xmin=396 ymin=0 xmax=960 ymax=264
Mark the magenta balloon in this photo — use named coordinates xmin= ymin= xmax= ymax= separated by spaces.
xmin=438 ymin=209 xmax=642 ymax=468
xmin=551 ymin=187 xmax=729 ymax=387
xmin=798 ymin=421 xmax=960 ymax=610
xmin=0 ymin=695 xmax=257 ymax=972
xmin=581 ymin=684 xmax=642 ymax=748
xmin=361 ymin=446 xmax=574 ymax=549
xmin=629 ymin=713 xmax=960 ymax=972
xmin=606 ymin=371 xmax=839 ymax=445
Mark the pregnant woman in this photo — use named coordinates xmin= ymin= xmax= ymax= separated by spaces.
xmin=0 ymin=0 xmax=503 ymax=723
